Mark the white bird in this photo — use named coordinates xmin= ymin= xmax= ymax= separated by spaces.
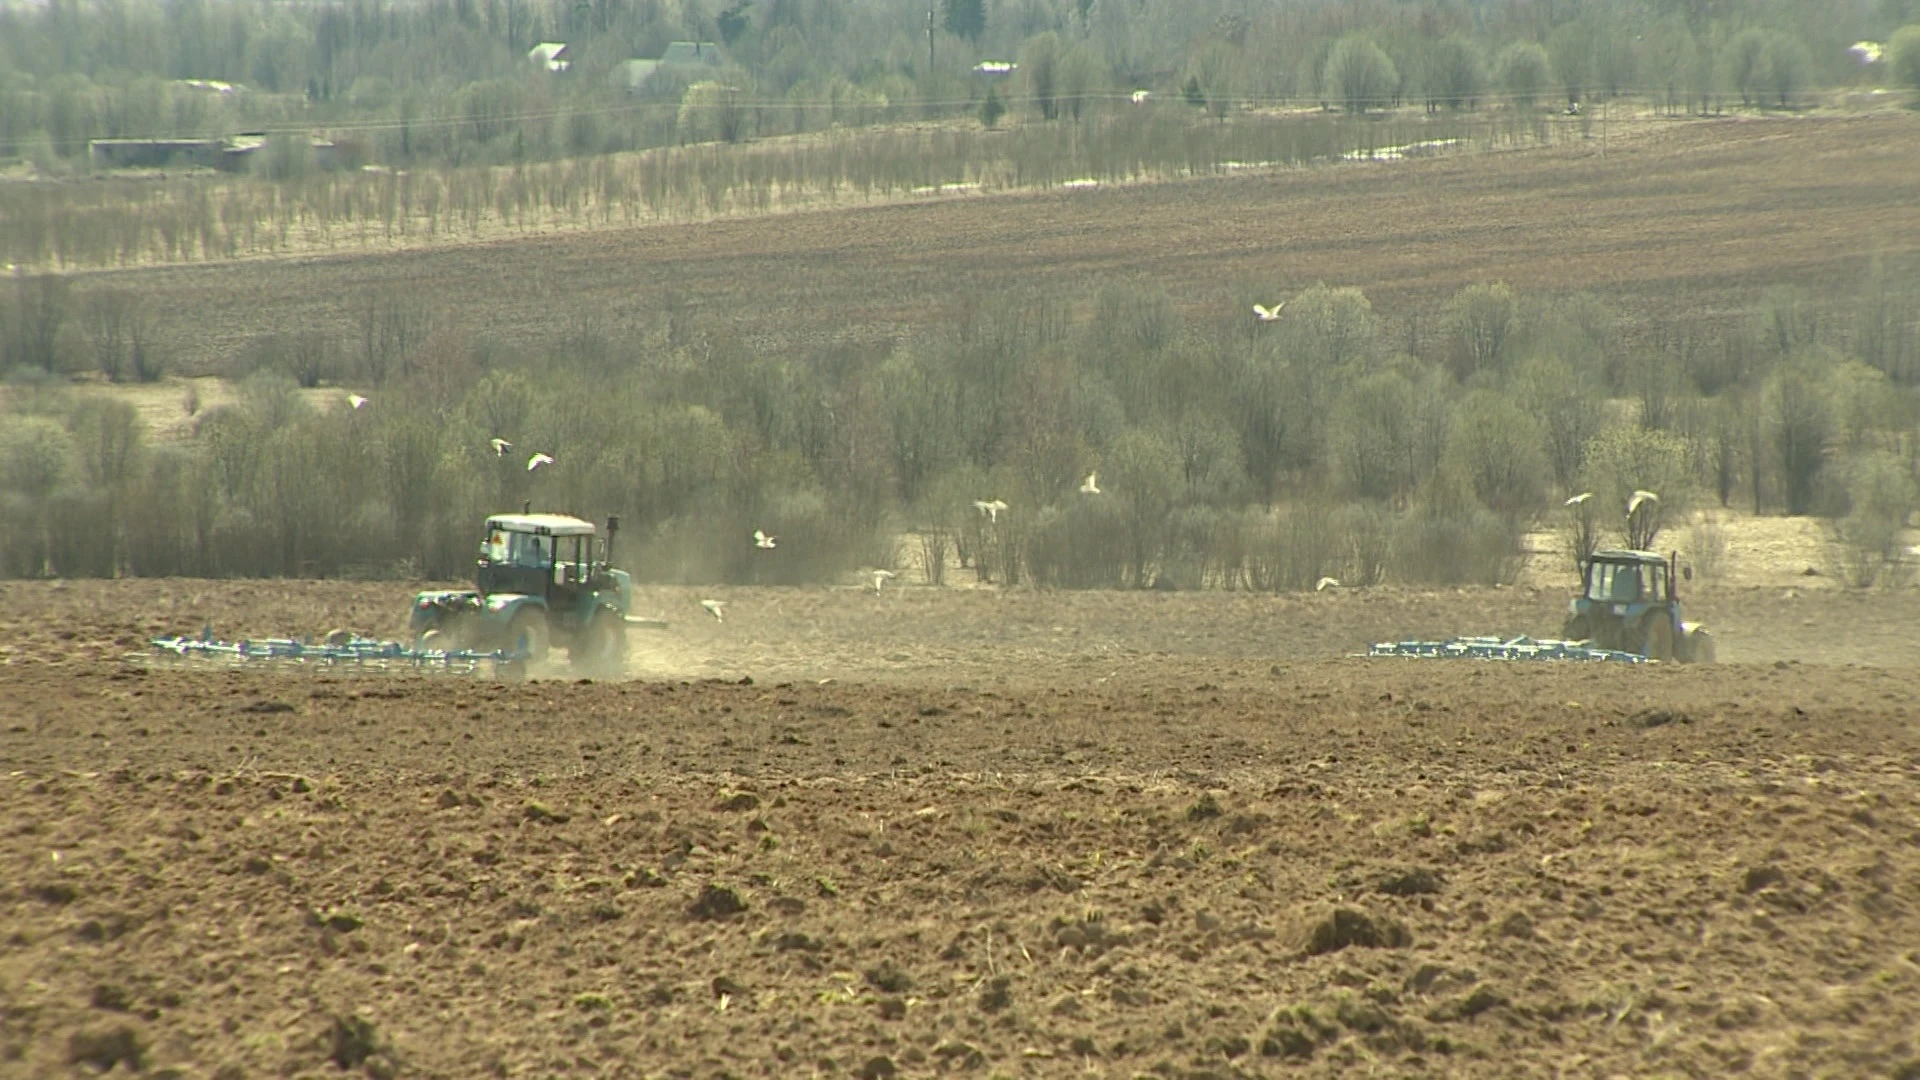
xmin=346 ymin=394 xmax=368 ymax=410
xmin=1315 ymin=576 xmax=1340 ymax=592
xmin=1253 ymin=302 xmax=1286 ymax=322
xmin=867 ymin=569 xmax=896 ymax=592
xmin=527 ymin=452 xmax=555 ymax=472
xmin=1130 ymin=89 xmax=1151 ymax=104
xmin=753 ymin=529 xmax=777 ymax=550
xmin=972 ymin=499 xmax=1008 ymax=522
xmin=1564 ymin=492 xmax=1593 ymax=507
xmin=1079 ymin=472 xmax=1101 ymax=495
xmin=1851 ymin=41 xmax=1883 ymax=64
xmin=489 ymin=438 xmax=513 ymax=456
xmin=700 ymin=599 xmax=726 ymax=621
xmin=1627 ymin=489 xmax=1659 ymax=515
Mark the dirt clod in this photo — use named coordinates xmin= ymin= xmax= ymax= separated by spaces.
xmin=1282 ymin=906 xmax=1411 ymax=956
xmin=716 ymin=791 xmax=761 ymax=812
xmin=328 ymin=1015 xmax=382 ymax=1070
xmin=859 ymin=1055 xmax=896 ymax=1079
xmin=1743 ymin=865 xmax=1790 ymax=894
xmin=68 ymin=1024 xmax=146 ymax=1072
xmin=1628 ymin=708 xmax=1689 ymax=729
xmin=1375 ymin=867 xmax=1444 ymax=896
xmin=688 ymin=884 xmax=747 ymax=920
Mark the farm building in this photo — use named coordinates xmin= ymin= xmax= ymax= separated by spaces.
xmin=617 ymin=41 xmax=723 ymax=94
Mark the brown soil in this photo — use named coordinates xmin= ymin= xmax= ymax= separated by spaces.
xmin=87 ymin=113 xmax=1920 ymax=372
xmin=4 ymin=579 xmax=1919 ymax=1078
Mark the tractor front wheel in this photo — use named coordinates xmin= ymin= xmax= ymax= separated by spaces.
xmin=1562 ymin=614 xmax=1592 ymax=643
xmin=506 ymin=609 xmax=551 ymax=664
xmin=1642 ymin=616 xmax=1674 ymax=662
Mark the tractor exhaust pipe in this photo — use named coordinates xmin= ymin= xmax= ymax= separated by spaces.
xmin=605 ymin=515 xmax=620 ymax=566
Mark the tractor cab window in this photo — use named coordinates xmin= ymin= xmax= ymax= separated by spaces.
xmin=482 ymin=529 xmax=511 ymax=564
xmin=1589 ymin=562 xmax=1642 ymax=603
xmin=505 ymin=532 xmax=551 ymax=569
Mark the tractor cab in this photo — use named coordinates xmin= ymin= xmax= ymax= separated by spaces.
xmin=1581 ymin=550 xmax=1671 ymax=608
xmin=477 ymin=513 xmax=605 ymax=604
xmin=1564 ymin=549 xmax=1714 ymax=663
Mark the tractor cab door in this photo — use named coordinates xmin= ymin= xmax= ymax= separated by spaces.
xmin=548 ymin=535 xmax=591 ymax=617
xmin=478 ymin=529 xmax=553 ymax=599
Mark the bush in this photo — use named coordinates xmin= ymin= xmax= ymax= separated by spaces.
xmin=1830 ymin=451 xmax=1916 ymax=587
xmin=1891 ymin=26 xmax=1920 ymax=97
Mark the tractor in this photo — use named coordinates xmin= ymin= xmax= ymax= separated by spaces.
xmin=1562 ymin=549 xmax=1715 ymax=663
xmin=409 ymin=512 xmax=664 ymax=670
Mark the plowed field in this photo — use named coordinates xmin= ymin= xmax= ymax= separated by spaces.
xmin=96 ymin=112 xmax=1920 ymax=371
xmin=4 ymin=579 xmax=1918 ymax=1079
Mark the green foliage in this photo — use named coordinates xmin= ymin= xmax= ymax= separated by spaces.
xmin=979 ymin=86 xmax=1005 ymax=129
xmin=1830 ymin=450 xmax=1917 ymax=586
xmin=1019 ymin=33 xmax=1063 ymax=121
xmin=1764 ymin=356 xmax=1837 ymax=514
xmin=1424 ymin=36 xmax=1486 ymax=111
xmin=1442 ymin=282 xmax=1516 ymax=379
xmin=1325 ymin=35 xmax=1399 ymax=114
xmin=1891 ymin=26 xmax=1920 ymax=95
xmin=1498 ymin=41 xmax=1552 ymax=111
xmin=1579 ymin=425 xmax=1695 ymax=543
xmin=1440 ymin=390 xmax=1549 ymax=519
xmin=944 ymin=0 xmax=986 ymax=43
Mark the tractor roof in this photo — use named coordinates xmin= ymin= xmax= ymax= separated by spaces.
xmin=486 ymin=513 xmax=596 ymax=537
xmin=1590 ymin=549 xmax=1667 ymax=564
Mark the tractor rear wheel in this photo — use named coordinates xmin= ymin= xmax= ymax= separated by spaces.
xmin=1642 ymin=616 xmax=1674 ymax=662
xmin=506 ymin=609 xmax=551 ymax=664
xmin=573 ymin=613 xmax=628 ymax=674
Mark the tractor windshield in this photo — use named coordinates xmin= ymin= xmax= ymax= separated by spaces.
xmin=1587 ymin=561 xmax=1644 ymax=604
xmin=501 ymin=531 xmax=551 ymax=568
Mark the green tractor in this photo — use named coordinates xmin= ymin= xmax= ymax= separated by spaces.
xmin=1562 ymin=549 xmax=1715 ymax=663
xmin=409 ymin=512 xmax=664 ymax=671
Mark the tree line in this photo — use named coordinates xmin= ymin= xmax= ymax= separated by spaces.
xmin=3 ymin=0 xmax=1913 ymax=177
xmin=3 ymin=270 xmax=1915 ymax=589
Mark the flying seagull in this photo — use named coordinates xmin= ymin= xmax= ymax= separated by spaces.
xmin=1253 ymin=302 xmax=1286 ymax=322
xmin=346 ymin=394 xmax=368 ymax=410
xmin=972 ymin=499 xmax=1008 ymax=523
xmin=527 ymin=452 xmax=555 ymax=472
xmin=1627 ymin=489 xmax=1659 ymax=515
xmin=1564 ymin=492 xmax=1593 ymax=507
xmin=700 ymin=599 xmax=726 ymax=621
xmin=867 ymin=569 xmax=897 ymax=592
xmin=1079 ymin=472 xmax=1101 ymax=495
xmin=1315 ymin=576 xmax=1340 ymax=592
xmin=753 ymin=529 xmax=777 ymax=549
xmin=490 ymin=438 xmax=513 ymax=457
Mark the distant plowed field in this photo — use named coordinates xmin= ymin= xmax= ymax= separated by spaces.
xmin=98 ymin=113 xmax=1920 ymax=371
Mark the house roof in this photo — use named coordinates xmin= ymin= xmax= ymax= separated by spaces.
xmin=487 ymin=514 xmax=597 ymax=537
xmin=529 ymin=42 xmax=571 ymax=72
xmin=660 ymin=41 xmax=721 ymax=66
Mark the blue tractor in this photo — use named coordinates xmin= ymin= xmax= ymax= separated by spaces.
xmin=409 ymin=512 xmax=664 ymax=671
xmin=1561 ymin=549 xmax=1715 ymax=663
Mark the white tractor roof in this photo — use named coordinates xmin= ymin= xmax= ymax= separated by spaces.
xmin=486 ymin=513 xmax=597 ymax=537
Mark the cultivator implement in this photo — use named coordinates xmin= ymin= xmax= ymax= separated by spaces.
xmin=1367 ymin=635 xmax=1651 ymax=664
xmin=145 ymin=630 xmax=529 ymax=677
